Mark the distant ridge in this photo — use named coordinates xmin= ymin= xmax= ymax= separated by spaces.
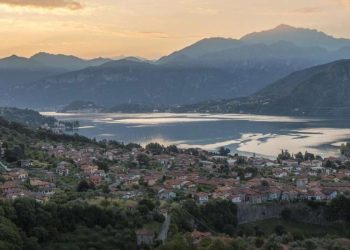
xmin=179 ymin=59 xmax=350 ymax=116
xmin=241 ymin=24 xmax=350 ymax=50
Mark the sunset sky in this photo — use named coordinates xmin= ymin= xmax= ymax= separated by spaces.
xmin=1 ymin=0 xmax=350 ymax=59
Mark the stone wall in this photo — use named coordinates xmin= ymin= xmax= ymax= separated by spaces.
xmin=237 ymin=203 xmax=307 ymax=224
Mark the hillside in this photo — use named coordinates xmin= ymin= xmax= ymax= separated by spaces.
xmin=0 ymin=107 xmax=57 ymax=127
xmin=0 ymin=53 xmax=110 ymax=99
xmin=178 ymin=60 xmax=350 ymax=116
xmin=30 ymin=52 xmax=110 ymax=71
xmin=7 ymin=59 xmax=240 ymax=108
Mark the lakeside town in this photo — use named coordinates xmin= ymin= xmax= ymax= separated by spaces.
xmin=1 ymin=111 xmax=350 ymax=249
xmin=1 ymin=133 xmax=349 ymax=205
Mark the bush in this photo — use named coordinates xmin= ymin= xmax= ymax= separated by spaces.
xmin=274 ymin=225 xmax=286 ymax=236
xmin=281 ymin=208 xmax=292 ymax=221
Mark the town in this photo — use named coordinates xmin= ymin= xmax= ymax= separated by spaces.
xmin=1 ymin=114 xmax=350 ymax=249
xmin=1 ymin=137 xmax=348 ymax=205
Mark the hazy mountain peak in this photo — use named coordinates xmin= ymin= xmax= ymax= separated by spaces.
xmin=158 ymin=37 xmax=241 ymax=64
xmin=0 ymin=54 xmax=44 ymax=70
xmin=31 ymin=52 xmax=80 ymax=60
xmin=241 ymin=24 xmax=350 ymax=50
xmin=4 ymin=55 xmax=27 ymax=61
xmin=273 ymin=24 xmax=295 ymax=31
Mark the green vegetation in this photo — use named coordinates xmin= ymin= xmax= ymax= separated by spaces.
xmin=0 ymin=107 xmax=56 ymax=127
xmin=172 ymin=200 xmax=237 ymax=236
xmin=0 ymin=196 xmax=165 ymax=250
xmin=341 ymin=143 xmax=350 ymax=157
xmin=239 ymin=219 xmax=345 ymax=238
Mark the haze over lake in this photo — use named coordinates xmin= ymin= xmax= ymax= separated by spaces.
xmin=42 ymin=112 xmax=350 ymax=157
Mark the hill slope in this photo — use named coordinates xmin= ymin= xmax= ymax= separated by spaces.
xmin=179 ymin=60 xmax=350 ymax=116
xmin=7 ymin=59 xmax=240 ymax=108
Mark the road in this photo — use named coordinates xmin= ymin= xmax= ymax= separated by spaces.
xmin=0 ymin=161 xmax=9 ymax=171
xmin=157 ymin=215 xmax=171 ymax=242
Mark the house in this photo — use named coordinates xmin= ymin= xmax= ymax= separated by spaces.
xmin=1 ymin=181 xmax=18 ymax=193
xmin=90 ymin=175 xmax=102 ymax=186
xmin=4 ymin=188 xmax=27 ymax=199
xmin=56 ymin=165 xmax=69 ymax=176
xmin=81 ymin=165 xmax=98 ymax=175
xmin=273 ymin=169 xmax=288 ymax=178
xmin=244 ymin=172 xmax=253 ymax=179
xmin=307 ymin=189 xmax=326 ymax=201
xmin=196 ymin=192 xmax=209 ymax=204
xmin=243 ymin=189 xmax=262 ymax=204
xmin=30 ymin=179 xmax=51 ymax=188
xmin=94 ymin=170 xmax=106 ymax=178
xmin=229 ymin=194 xmax=242 ymax=204
xmin=268 ymin=187 xmax=280 ymax=201
xmin=9 ymin=169 xmax=28 ymax=181
xmin=322 ymin=189 xmax=338 ymax=200
xmin=296 ymin=178 xmax=308 ymax=188
xmin=165 ymin=179 xmax=182 ymax=190
xmin=158 ymin=189 xmax=176 ymax=200
xmin=18 ymin=160 xmax=32 ymax=168
xmin=282 ymin=160 xmax=299 ymax=168
xmin=29 ymin=179 xmax=55 ymax=196
xmin=38 ymin=186 xmax=55 ymax=196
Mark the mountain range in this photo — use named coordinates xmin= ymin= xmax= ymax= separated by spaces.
xmin=1 ymin=24 xmax=350 ymax=110
xmin=0 ymin=53 xmax=110 ymax=94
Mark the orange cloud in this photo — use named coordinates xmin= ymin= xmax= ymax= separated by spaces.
xmin=0 ymin=0 xmax=82 ymax=10
xmin=291 ymin=7 xmax=321 ymax=14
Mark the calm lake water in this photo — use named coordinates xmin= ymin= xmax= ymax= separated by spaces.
xmin=41 ymin=112 xmax=350 ymax=158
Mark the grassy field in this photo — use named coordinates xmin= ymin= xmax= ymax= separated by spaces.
xmin=239 ymin=218 xmax=348 ymax=238
xmin=86 ymin=196 xmax=139 ymax=207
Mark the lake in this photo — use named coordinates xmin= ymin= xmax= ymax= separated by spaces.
xmin=41 ymin=112 xmax=350 ymax=158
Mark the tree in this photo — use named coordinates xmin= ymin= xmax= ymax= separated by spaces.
xmin=146 ymin=143 xmax=164 ymax=155
xmin=77 ymin=180 xmax=94 ymax=192
xmin=277 ymin=150 xmax=291 ymax=162
xmin=281 ymin=208 xmax=292 ymax=221
xmin=138 ymin=199 xmax=155 ymax=211
xmin=0 ymin=216 xmax=23 ymax=250
xmin=156 ymin=234 xmax=193 ymax=250
xmin=218 ymin=147 xmax=230 ymax=156
xmin=274 ymin=225 xmax=286 ymax=236
xmin=137 ymin=153 xmax=150 ymax=166
xmin=295 ymin=152 xmax=304 ymax=162
xmin=166 ymin=145 xmax=179 ymax=154
xmin=200 ymin=200 xmax=237 ymax=232
xmin=207 ymin=239 xmax=227 ymax=250
xmin=4 ymin=145 xmax=25 ymax=163
xmin=101 ymin=184 xmax=110 ymax=196
xmin=95 ymin=160 xmax=109 ymax=172
xmin=340 ymin=142 xmax=350 ymax=157
xmin=304 ymin=151 xmax=315 ymax=161
xmin=263 ymin=240 xmax=283 ymax=250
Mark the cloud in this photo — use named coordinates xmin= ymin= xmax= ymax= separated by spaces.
xmin=325 ymin=0 xmax=350 ymax=8
xmin=339 ymin=0 xmax=350 ymax=7
xmin=0 ymin=0 xmax=83 ymax=10
xmin=291 ymin=7 xmax=321 ymax=14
